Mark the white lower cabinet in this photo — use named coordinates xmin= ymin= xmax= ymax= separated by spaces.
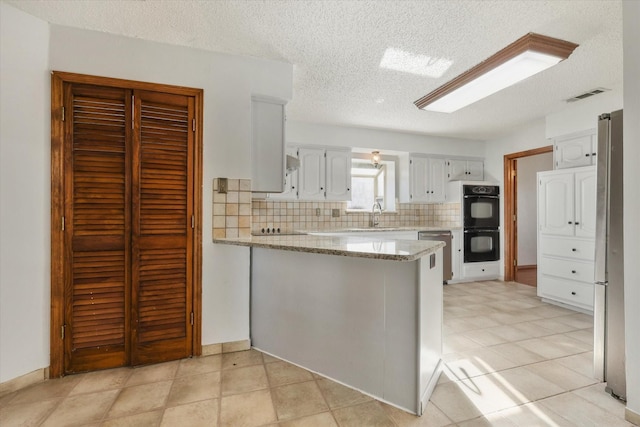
xmin=537 ymin=235 xmax=595 ymax=311
xmin=451 ymin=230 xmax=462 ymax=282
xmin=462 ymin=261 xmax=500 ymax=280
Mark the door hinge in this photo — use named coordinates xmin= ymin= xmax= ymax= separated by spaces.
xmin=61 ymin=324 xmax=66 ymax=340
xmin=513 ymin=214 xmax=517 ymax=222
xmin=61 ymin=106 xmax=65 ymax=122
xmin=61 ymin=216 xmax=65 ymax=231
xmin=190 ymin=312 xmax=194 ymax=325
xmin=192 ymin=119 xmax=196 ymax=132
xmin=513 ymin=259 xmax=517 ymax=267
xmin=191 ymin=215 xmax=195 ymax=229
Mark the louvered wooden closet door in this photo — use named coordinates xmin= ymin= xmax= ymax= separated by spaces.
xmin=63 ymin=82 xmax=194 ymax=373
xmin=131 ymin=90 xmax=193 ymax=364
xmin=65 ymin=84 xmax=132 ymax=372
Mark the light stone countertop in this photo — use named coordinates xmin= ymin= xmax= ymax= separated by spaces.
xmin=213 ymin=234 xmax=445 ymax=261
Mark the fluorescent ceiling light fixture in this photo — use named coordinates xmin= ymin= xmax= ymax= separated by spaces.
xmin=414 ymin=33 xmax=578 ymax=113
xmin=380 ymin=47 xmax=453 ymax=78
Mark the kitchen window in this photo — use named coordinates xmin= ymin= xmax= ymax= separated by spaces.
xmin=347 ymin=158 xmax=396 ymax=212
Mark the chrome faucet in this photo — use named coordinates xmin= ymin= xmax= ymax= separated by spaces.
xmin=371 ymin=201 xmax=383 ymax=227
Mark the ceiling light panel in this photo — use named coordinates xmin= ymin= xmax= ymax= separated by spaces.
xmin=414 ymin=33 xmax=579 ymax=113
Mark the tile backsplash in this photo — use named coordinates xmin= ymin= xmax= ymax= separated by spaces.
xmin=251 ymin=200 xmax=460 ymax=233
xmin=213 ymin=178 xmax=460 ymax=238
xmin=213 ymin=178 xmax=252 ymax=238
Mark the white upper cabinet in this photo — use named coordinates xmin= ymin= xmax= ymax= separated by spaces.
xmin=325 ymin=149 xmax=352 ymax=200
xmin=296 ymin=146 xmax=351 ymax=201
xmin=538 ymin=166 xmax=596 ymax=238
xmin=251 ymin=96 xmax=286 ymax=192
xmin=429 ymin=158 xmax=448 ymax=202
xmin=466 ymin=160 xmax=484 ymax=180
xmin=553 ymin=129 xmax=597 ymax=170
xmin=267 ymin=146 xmax=298 ymax=200
xmin=409 ymin=156 xmax=429 ymax=203
xmin=400 ymin=155 xmax=447 ymax=203
xmin=447 ymin=159 xmax=484 ymax=181
xmin=298 ymin=147 xmax=326 ymax=200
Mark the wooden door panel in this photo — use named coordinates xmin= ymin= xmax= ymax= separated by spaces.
xmin=65 ymin=85 xmax=131 ymax=373
xmin=131 ymin=91 xmax=193 ymax=365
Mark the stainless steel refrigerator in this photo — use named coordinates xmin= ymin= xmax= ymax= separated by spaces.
xmin=594 ymin=109 xmax=626 ymax=401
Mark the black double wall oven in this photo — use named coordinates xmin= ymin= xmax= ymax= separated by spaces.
xmin=463 ymin=184 xmax=500 ymax=263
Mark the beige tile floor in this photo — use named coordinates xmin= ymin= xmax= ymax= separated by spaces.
xmin=0 ymin=280 xmax=634 ymax=426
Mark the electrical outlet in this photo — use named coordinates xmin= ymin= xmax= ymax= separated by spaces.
xmin=218 ymin=178 xmax=228 ymax=194
xmin=332 ymin=209 xmax=340 ymax=218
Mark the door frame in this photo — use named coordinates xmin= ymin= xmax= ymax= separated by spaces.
xmin=503 ymin=145 xmax=553 ymax=281
xmin=50 ymin=72 xmax=203 ymax=377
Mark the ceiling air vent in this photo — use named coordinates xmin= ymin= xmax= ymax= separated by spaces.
xmin=565 ymin=87 xmax=610 ymax=103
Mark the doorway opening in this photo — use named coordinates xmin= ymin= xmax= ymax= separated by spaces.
xmin=503 ymin=146 xmax=553 ymax=283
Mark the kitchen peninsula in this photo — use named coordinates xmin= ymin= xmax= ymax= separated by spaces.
xmin=213 ymin=233 xmax=445 ymax=415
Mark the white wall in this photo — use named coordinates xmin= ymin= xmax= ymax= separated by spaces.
xmin=0 ymin=4 xmax=293 ymax=383
xmin=483 ymin=119 xmax=548 ymax=276
xmin=287 ymin=121 xmax=485 ymax=157
xmin=48 ymin=25 xmax=292 ymax=347
xmin=546 ymin=90 xmax=623 ymax=139
xmin=623 ymin=0 xmax=640 ymax=419
xmin=0 ymin=3 xmax=51 ymax=384
xmin=516 ymin=152 xmax=553 ymax=266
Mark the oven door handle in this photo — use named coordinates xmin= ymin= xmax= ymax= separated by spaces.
xmin=464 ymin=229 xmax=500 ymax=233
xmin=463 ymin=195 xmax=499 ymax=199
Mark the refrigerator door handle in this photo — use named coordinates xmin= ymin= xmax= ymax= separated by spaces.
xmin=594 ymin=116 xmax=610 ymax=284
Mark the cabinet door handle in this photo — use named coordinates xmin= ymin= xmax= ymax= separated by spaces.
xmin=575 ymin=222 xmax=580 ymax=225
xmin=571 ymin=270 xmax=577 ymax=274
xmin=572 ymin=248 xmax=577 ymax=252
xmin=571 ymin=291 xmax=577 ymax=295
xmin=568 ymin=221 xmax=573 ymax=224
xmin=592 ymin=153 xmax=597 ymax=157
xmin=585 ymin=153 xmax=591 ymax=157
xmin=347 ymin=188 xmax=350 ymax=191
xmin=320 ymin=187 xmax=324 ymax=190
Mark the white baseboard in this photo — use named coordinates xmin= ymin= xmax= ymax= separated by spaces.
xmin=626 ymin=407 xmax=640 ymax=426
xmin=202 ymin=339 xmax=251 ymax=356
xmin=0 ymin=368 xmax=47 ymax=397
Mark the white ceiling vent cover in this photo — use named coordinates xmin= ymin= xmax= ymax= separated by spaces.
xmin=565 ymin=87 xmax=610 ymax=102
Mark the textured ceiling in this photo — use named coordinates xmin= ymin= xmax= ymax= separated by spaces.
xmin=7 ymin=0 xmax=623 ymax=140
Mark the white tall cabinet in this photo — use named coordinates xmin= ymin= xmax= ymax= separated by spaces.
xmin=537 ymin=166 xmax=596 ymax=311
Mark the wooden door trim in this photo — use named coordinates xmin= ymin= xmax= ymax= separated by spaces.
xmin=50 ymin=72 xmax=203 ymax=378
xmin=503 ymin=145 xmax=553 ymax=282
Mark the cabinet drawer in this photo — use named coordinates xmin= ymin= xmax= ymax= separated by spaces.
xmin=463 ymin=262 xmax=500 ymax=279
xmin=540 ymin=236 xmax=595 ymax=261
xmin=538 ymin=275 xmax=594 ymax=309
xmin=540 ymin=256 xmax=594 ymax=283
